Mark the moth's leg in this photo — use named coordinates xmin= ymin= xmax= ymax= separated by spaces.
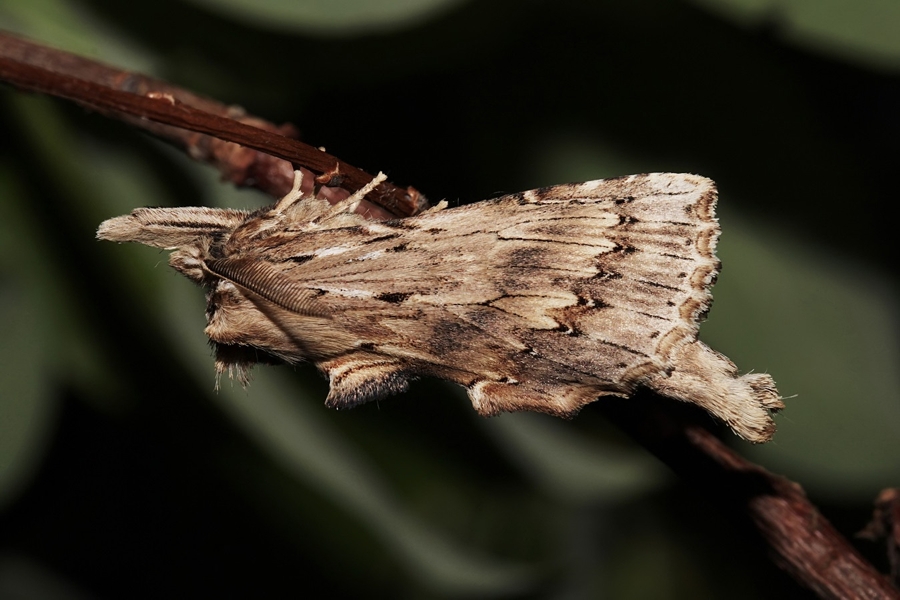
xmin=319 ymin=352 xmax=410 ymax=409
xmin=647 ymin=341 xmax=783 ymax=443
xmin=170 ymin=245 xmax=208 ymax=282
xmin=467 ymin=379 xmax=618 ymax=419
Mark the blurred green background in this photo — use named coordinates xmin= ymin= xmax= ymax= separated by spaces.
xmin=1 ymin=0 xmax=899 ymax=597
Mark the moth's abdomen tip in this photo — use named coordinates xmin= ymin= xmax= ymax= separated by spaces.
xmin=727 ymin=372 xmax=783 ymax=443
xmin=725 ymin=392 xmax=776 ymax=444
xmin=744 ymin=372 xmax=784 ymax=412
xmin=648 ymin=342 xmax=782 ymax=443
xmin=717 ymin=379 xmax=783 ymax=443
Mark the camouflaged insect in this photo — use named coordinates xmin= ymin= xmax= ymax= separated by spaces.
xmin=98 ymin=172 xmax=782 ymax=442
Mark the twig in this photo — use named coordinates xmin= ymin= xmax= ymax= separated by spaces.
xmin=859 ymin=489 xmax=900 ymax=587
xmin=0 ymin=31 xmax=426 ymax=219
xmin=599 ymin=395 xmax=899 ymax=600
xmin=2 ymin=30 xmax=896 ymax=600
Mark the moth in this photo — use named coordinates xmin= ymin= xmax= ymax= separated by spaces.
xmin=98 ymin=172 xmax=783 ymax=442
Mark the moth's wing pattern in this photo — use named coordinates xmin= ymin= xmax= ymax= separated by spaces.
xmin=221 ymin=173 xmax=780 ymax=442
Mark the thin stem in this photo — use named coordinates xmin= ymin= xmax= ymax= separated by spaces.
xmin=0 ymin=32 xmax=425 ymax=218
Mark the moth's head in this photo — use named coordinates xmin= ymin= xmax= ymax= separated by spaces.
xmin=97 ymin=206 xmax=250 ymax=282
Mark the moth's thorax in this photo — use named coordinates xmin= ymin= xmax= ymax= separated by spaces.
xmin=224 ymin=207 xmax=285 ymax=246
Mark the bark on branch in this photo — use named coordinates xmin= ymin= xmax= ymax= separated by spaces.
xmin=0 ymin=31 xmax=425 ymax=219
xmin=599 ymin=394 xmax=898 ymax=599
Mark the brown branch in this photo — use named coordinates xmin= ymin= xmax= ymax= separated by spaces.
xmin=860 ymin=489 xmax=900 ymax=587
xmin=599 ymin=394 xmax=899 ymax=600
xmin=2 ymin=30 xmax=896 ymax=600
xmin=0 ymin=31 xmax=426 ymax=219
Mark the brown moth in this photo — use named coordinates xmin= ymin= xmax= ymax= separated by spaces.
xmin=98 ymin=172 xmax=783 ymax=442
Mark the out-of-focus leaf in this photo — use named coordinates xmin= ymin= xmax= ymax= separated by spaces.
xmin=0 ymin=173 xmax=59 ymax=511
xmin=481 ymin=410 xmax=668 ymax=506
xmin=687 ymin=0 xmax=900 ymax=72
xmin=158 ymin=266 xmax=537 ymax=596
xmin=1 ymin=95 xmax=159 ymax=505
xmin=9 ymin=95 xmax=140 ymax=405
xmin=0 ymin=0 xmax=156 ymax=72
xmin=704 ymin=211 xmax=900 ymax=500
xmin=0 ymin=280 xmax=55 ymax=511
xmin=181 ymin=0 xmax=466 ymax=35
